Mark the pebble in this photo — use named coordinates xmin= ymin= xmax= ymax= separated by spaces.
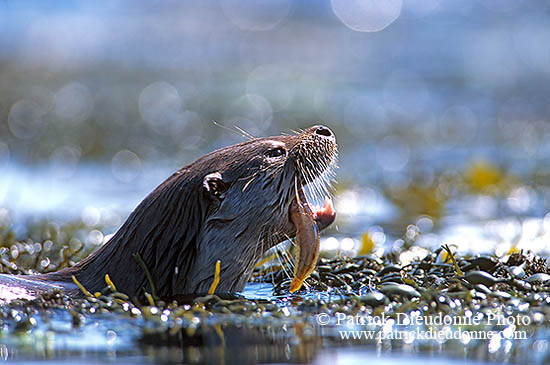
xmin=461 ymin=256 xmax=499 ymax=273
xmin=379 ymin=284 xmax=421 ymax=299
xmin=463 ymin=271 xmax=501 ymax=287
xmin=510 ymin=265 xmax=526 ymax=279
xmin=359 ymin=292 xmax=389 ymax=307
xmin=378 ymin=265 xmax=402 ymax=276
xmin=525 ymin=273 xmax=550 ymax=284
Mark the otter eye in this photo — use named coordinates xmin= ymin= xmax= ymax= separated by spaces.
xmin=265 ymin=147 xmax=286 ymax=159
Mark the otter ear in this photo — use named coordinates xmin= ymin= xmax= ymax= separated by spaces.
xmin=203 ymin=172 xmax=228 ymax=199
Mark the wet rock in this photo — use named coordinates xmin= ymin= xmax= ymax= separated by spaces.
xmin=471 ymin=291 xmax=487 ymax=301
xmin=360 ymin=269 xmax=378 ymax=277
xmin=359 ymin=292 xmax=389 ymax=307
xmin=463 ymin=271 xmax=502 ymax=287
xmin=310 ymin=272 xmax=321 ymax=280
xmin=525 ymin=273 xmax=550 ymax=284
xmin=378 ymin=265 xmax=402 ymax=276
xmin=13 ymin=316 xmax=36 ymax=333
xmin=508 ymin=279 xmax=532 ymax=292
xmin=333 ymin=263 xmax=361 ymax=274
xmin=379 ymin=284 xmax=420 ymax=299
xmin=474 ymin=284 xmax=491 ymax=294
xmin=510 ymin=265 xmax=526 ymax=279
xmin=461 ymin=256 xmax=499 ymax=273
xmin=490 ymin=291 xmax=512 ymax=300
xmin=380 ymin=273 xmax=403 ymax=284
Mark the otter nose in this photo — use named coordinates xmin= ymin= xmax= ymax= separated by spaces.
xmin=314 ymin=125 xmax=334 ymax=139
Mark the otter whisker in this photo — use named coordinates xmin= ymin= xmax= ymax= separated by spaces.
xmin=212 ymin=120 xmax=256 ymax=141
xmin=234 ymin=125 xmax=256 ymax=140
xmin=281 ymin=234 xmax=299 ymax=279
xmin=274 ymin=244 xmax=294 ymax=282
xmin=253 ymin=224 xmax=270 ymax=272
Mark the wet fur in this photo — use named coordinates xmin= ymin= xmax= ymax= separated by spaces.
xmin=26 ymin=126 xmax=337 ymax=298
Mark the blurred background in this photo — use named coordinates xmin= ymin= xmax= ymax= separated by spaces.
xmin=2 ymin=0 xmax=550 ymax=255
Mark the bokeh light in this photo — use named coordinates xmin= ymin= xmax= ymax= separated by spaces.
xmin=8 ymin=100 xmax=45 ymax=140
xmin=54 ymin=82 xmax=94 ymax=123
xmin=49 ymin=145 xmax=81 ymax=179
xmin=139 ymin=81 xmax=184 ymax=135
xmin=376 ymin=136 xmax=410 ymax=172
xmin=331 ymin=0 xmax=402 ymax=32
xmin=220 ymin=0 xmax=292 ymax=31
xmin=111 ymin=150 xmax=142 ymax=183
xmin=82 ymin=206 xmax=101 ymax=226
xmin=225 ymin=94 xmax=273 ymax=135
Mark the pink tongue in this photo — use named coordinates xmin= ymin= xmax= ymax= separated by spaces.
xmin=312 ymin=197 xmax=336 ymax=229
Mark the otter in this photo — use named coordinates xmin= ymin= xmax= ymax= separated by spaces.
xmin=0 ymin=125 xmax=337 ymax=301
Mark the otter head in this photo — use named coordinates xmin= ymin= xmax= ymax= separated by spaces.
xmin=189 ymin=125 xmax=337 ymax=292
xmin=56 ymin=125 xmax=337 ymax=298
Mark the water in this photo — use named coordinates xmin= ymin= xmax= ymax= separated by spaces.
xmin=4 ymin=160 xmax=549 ymax=256
xmin=3 ymin=160 xmax=548 ymax=363
xmin=3 ymin=0 xmax=550 ymax=363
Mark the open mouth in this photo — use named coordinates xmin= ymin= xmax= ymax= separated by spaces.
xmin=288 ymin=185 xmax=336 ymax=293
